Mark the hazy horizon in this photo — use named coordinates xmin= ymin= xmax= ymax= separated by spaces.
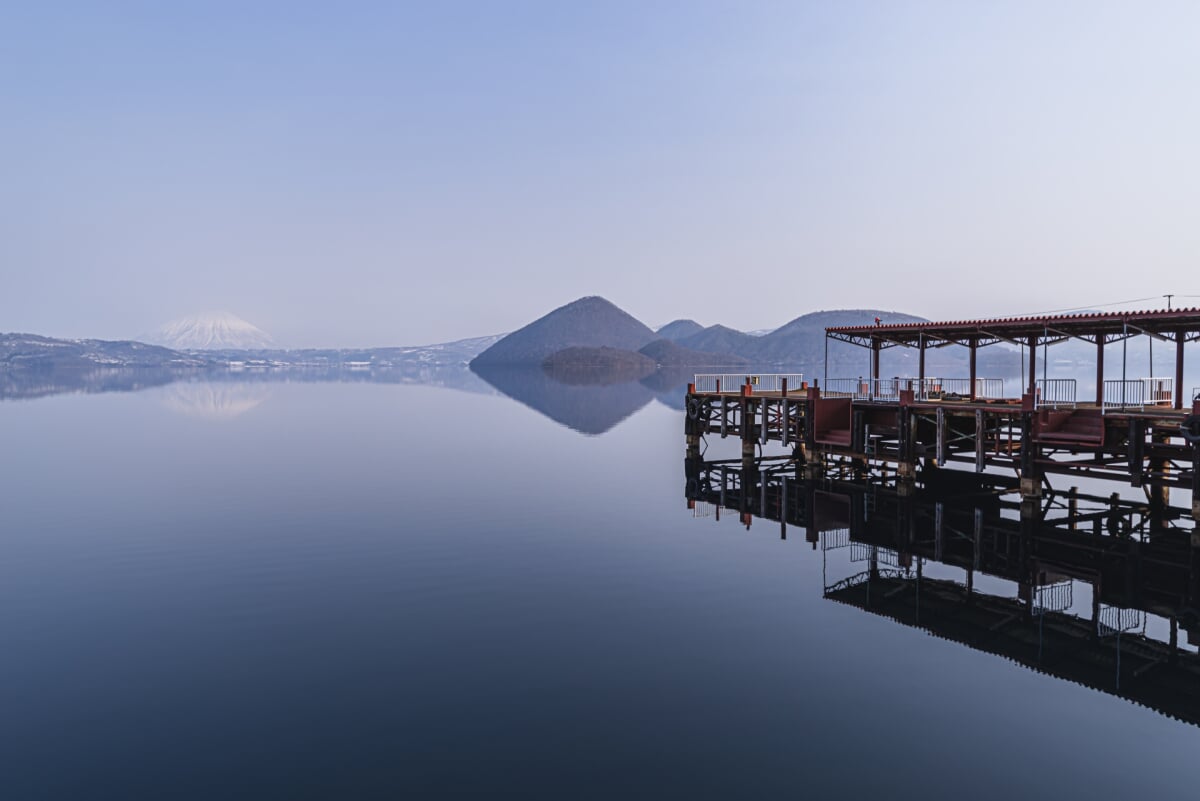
xmin=6 ymin=2 xmax=1200 ymax=347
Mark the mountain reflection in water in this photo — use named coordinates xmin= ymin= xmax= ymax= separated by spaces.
xmin=471 ymin=364 xmax=795 ymax=435
xmin=0 ymin=361 xmax=780 ymax=436
xmin=158 ymin=381 xmax=273 ymax=420
xmin=470 ymin=365 xmax=666 ymax=435
xmin=686 ymin=455 xmax=1200 ymax=727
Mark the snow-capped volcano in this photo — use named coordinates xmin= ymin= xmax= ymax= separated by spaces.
xmin=146 ymin=312 xmax=275 ymax=350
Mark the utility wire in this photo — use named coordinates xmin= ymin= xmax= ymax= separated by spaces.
xmin=1010 ymin=295 xmax=1169 ymax=317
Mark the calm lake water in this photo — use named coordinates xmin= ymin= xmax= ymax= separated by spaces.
xmin=2 ymin=371 xmax=1198 ymax=799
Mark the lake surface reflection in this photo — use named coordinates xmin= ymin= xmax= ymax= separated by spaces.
xmin=1 ymin=368 xmax=1198 ymax=799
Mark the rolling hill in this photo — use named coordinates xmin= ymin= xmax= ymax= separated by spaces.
xmin=471 ymin=296 xmax=658 ymax=367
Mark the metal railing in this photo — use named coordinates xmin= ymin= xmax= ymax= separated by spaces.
xmin=1142 ymin=377 xmax=1174 ymax=407
xmin=933 ymin=378 xmax=972 ymax=398
xmin=822 ymin=377 xmax=915 ymax=402
xmin=889 ymin=377 xmax=932 ymax=398
xmin=927 ymin=377 xmax=1006 ymax=400
xmin=692 ymin=373 xmax=803 ymax=393
xmin=1098 ymin=605 xmax=1145 ymax=637
xmin=1035 ymin=378 xmax=1077 ymax=409
xmin=750 ymin=373 xmax=804 ymax=393
xmin=821 ymin=528 xmax=852 ymax=551
xmin=973 ymin=378 xmax=1006 ymax=400
xmin=850 ymin=543 xmax=902 ymax=567
xmin=1103 ymin=380 xmax=1142 ymax=412
xmin=819 ymin=376 xmax=1008 ymax=402
xmin=1102 ymin=378 xmax=1173 ymax=413
xmin=869 ymin=378 xmax=902 ymax=403
xmin=693 ymin=374 xmax=747 ymax=393
xmin=822 ymin=378 xmax=869 ymax=399
xmin=1033 ymin=580 xmax=1073 ymax=616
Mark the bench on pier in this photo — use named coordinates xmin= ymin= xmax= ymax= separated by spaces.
xmin=816 ymin=428 xmax=853 ymax=448
xmin=813 ymin=397 xmax=853 ymax=448
xmin=1036 ymin=408 xmax=1105 ymax=447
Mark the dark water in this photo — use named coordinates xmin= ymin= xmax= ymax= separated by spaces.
xmin=1 ymin=372 xmax=1198 ymax=799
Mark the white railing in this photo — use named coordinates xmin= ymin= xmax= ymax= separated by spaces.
xmin=1104 ymin=380 xmax=1142 ymax=412
xmin=1103 ymin=377 xmax=1174 ymax=413
xmin=933 ymin=378 xmax=973 ymax=398
xmin=822 ymin=378 xmax=869 ymax=399
xmin=927 ymin=377 xmax=1004 ymax=399
xmin=870 ymin=378 xmax=902 ymax=403
xmin=1035 ymin=378 xmax=1077 ymax=409
xmin=892 ymin=376 xmax=926 ymax=398
xmin=750 ymin=373 xmax=804 ymax=393
xmin=821 ymin=527 xmax=852 ymax=551
xmin=692 ymin=374 xmax=750 ymax=393
xmin=1142 ymin=377 xmax=1173 ymax=407
xmin=974 ymin=378 xmax=1006 ymax=399
xmin=1098 ymin=605 xmax=1145 ymax=637
xmin=693 ymin=373 xmax=803 ymax=393
xmin=819 ymin=377 xmax=1008 ymax=402
xmin=1033 ymin=580 xmax=1073 ymax=616
xmin=850 ymin=543 xmax=902 ymax=567
xmin=822 ymin=377 xmax=912 ymax=402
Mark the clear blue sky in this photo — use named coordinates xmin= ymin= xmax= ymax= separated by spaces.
xmin=4 ymin=1 xmax=1199 ymax=346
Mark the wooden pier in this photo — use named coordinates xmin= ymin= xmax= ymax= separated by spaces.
xmin=684 ymin=308 xmax=1200 ymax=518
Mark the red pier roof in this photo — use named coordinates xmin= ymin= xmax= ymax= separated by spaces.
xmin=826 ymin=308 xmax=1200 ymax=347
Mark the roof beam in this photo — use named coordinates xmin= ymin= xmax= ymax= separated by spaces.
xmin=1124 ymin=323 xmax=1174 ymax=343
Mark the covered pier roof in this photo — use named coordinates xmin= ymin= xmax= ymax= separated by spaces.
xmin=826 ymin=307 xmax=1200 ymax=349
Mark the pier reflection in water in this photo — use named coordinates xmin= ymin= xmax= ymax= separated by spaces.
xmin=685 ymin=455 xmax=1200 ymax=725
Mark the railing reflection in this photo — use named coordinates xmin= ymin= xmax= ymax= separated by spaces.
xmin=684 ymin=453 xmax=1200 ymax=726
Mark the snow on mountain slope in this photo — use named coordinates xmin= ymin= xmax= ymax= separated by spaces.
xmin=147 ymin=312 xmax=275 ymax=350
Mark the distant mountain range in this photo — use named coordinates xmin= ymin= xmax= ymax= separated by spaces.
xmin=11 ymin=294 xmax=1113 ymax=410
xmin=0 ymin=331 xmax=506 ymax=401
xmin=0 ymin=333 xmax=210 ymax=371
xmin=470 ymin=296 xmax=929 ymax=374
xmin=0 ymin=332 xmax=505 ymax=373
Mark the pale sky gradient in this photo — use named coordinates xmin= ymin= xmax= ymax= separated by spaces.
xmin=4 ymin=1 xmax=1199 ymax=347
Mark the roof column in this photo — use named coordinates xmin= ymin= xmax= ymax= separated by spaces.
xmin=1027 ymin=335 xmax=1038 ymax=399
xmin=1176 ymin=332 xmax=1185 ymax=410
xmin=918 ymin=333 xmax=926 ymax=382
xmin=969 ymin=339 xmax=977 ymax=401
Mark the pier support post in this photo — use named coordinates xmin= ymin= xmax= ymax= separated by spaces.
xmin=1191 ymin=432 xmax=1200 ymax=531
xmin=1019 ymin=408 xmax=1042 ymax=503
xmin=1149 ymin=428 xmax=1170 ymax=513
xmin=935 ymin=407 xmax=946 ymax=466
xmin=1096 ymin=337 xmax=1105 ymax=406
xmin=803 ymin=460 xmax=824 ymax=480
xmin=897 ymin=396 xmax=917 ymax=494
xmin=1019 ymin=477 xmax=1042 ymax=503
xmin=975 ymin=409 xmax=986 ymax=473
xmin=1128 ymin=418 xmax=1146 ymax=488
